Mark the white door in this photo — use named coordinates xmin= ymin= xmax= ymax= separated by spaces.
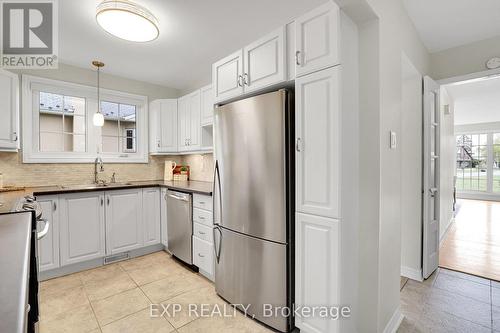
xmin=200 ymin=85 xmax=214 ymax=126
xmin=0 ymin=69 xmax=19 ymax=150
xmin=142 ymin=188 xmax=161 ymax=246
xmin=37 ymin=196 xmax=60 ymax=271
xmin=295 ymin=66 xmax=340 ymax=219
xmin=213 ymin=50 xmax=244 ymax=103
xmin=159 ymin=99 xmax=178 ymax=152
xmin=106 ymin=189 xmax=144 ymax=255
xmin=59 ymin=192 xmax=105 ymax=266
xmin=295 ymin=213 xmax=339 ymax=333
xmin=177 ymin=96 xmax=189 ymax=151
xmin=188 ymin=90 xmax=201 ymax=149
xmin=295 ymin=2 xmax=340 ymax=77
xmin=160 ymin=188 xmax=168 ymax=247
xmin=243 ymin=26 xmax=286 ymax=92
xmin=423 ymin=76 xmax=441 ymax=279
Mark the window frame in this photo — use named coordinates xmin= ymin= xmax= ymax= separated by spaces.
xmin=22 ymin=75 xmax=149 ymax=163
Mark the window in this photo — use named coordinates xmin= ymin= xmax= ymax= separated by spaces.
xmin=22 ymin=75 xmax=148 ymax=163
xmin=456 ymin=134 xmax=488 ymax=191
xmin=39 ymin=92 xmax=87 ymax=152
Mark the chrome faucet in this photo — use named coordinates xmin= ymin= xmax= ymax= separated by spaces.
xmin=94 ymin=157 xmax=104 ymax=184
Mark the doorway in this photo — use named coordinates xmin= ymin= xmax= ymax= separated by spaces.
xmin=437 ymin=75 xmax=500 ymax=280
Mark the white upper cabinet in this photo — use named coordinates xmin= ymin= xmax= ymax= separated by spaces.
xmin=200 ymin=85 xmax=214 ymax=126
xmin=105 ymin=189 xmax=144 ymax=255
xmin=295 ymin=1 xmax=340 ymax=77
xmin=59 ymin=192 xmax=106 ymax=266
xmin=295 ymin=66 xmax=340 ymax=219
xmin=213 ymin=50 xmax=245 ymax=103
xmin=295 ymin=213 xmax=339 ymax=333
xmin=38 ymin=196 xmax=60 ymax=272
xmin=178 ymin=90 xmax=201 ymax=151
xmin=0 ymin=69 xmax=19 ymax=151
xmin=142 ymin=188 xmax=161 ymax=246
xmin=177 ymin=95 xmax=189 ymax=152
xmin=243 ymin=27 xmax=286 ymax=93
xmin=149 ymin=99 xmax=178 ymax=153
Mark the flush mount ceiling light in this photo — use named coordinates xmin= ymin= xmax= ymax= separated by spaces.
xmin=96 ymin=0 xmax=159 ymax=42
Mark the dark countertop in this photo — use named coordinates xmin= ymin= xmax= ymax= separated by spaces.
xmin=0 ymin=212 xmax=32 ymax=333
xmin=0 ymin=180 xmax=213 ymax=214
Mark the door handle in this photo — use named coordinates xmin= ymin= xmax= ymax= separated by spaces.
xmin=167 ymin=194 xmax=189 ymax=202
xmin=295 ymin=50 xmax=301 ymax=66
xmin=37 ymin=219 xmax=50 ymax=240
xmin=212 ymin=225 xmax=222 ymax=264
xmin=296 ymin=138 xmax=302 ymax=152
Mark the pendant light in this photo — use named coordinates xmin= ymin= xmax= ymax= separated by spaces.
xmin=96 ymin=0 xmax=159 ymax=42
xmin=92 ymin=61 xmax=105 ymax=127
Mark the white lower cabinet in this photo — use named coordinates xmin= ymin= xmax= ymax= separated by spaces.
xmin=105 ymin=189 xmax=144 ymax=255
xmin=295 ymin=213 xmax=339 ymax=333
xmin=193 ymin=236 xmax=214 ymax=279
xmin=160 ymin=188 xmax=168 ymax=247
xmin=37 ymin=196 xmax=60 ymax=271
xmin=142 ymin=188 xmax=161 ymax=246
xmin=59 ymin=192 xmax=106 ymax=266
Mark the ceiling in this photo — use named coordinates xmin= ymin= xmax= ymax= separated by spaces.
xmin=446 ymin=76 xmax=500 ymax=125
xmin=403 ymin=0 xmax=500 ymax=53
xmin=59 ymin=0 xmax=326 ymax=91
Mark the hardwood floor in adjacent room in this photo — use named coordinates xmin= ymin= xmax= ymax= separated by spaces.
xmin=439 ymin=199 xmax=500 ymax=281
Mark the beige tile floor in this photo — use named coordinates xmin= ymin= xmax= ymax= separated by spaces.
xmin=398 ymin=267 xmax=500 ymax=333
xmin=39 ymin=251 xmax=272 ymax=333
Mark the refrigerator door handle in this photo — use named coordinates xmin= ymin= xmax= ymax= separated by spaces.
xmin=213 ymin=160 xmax=222 ymax=225
xmin=213 ymin=225 xmax=222 ymax=264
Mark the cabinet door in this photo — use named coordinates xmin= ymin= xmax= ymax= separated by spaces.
xmin=188 ymin=90 xmax=201 ymax=149
xmin=243 ymin=26 xmax=286 ymax=92
xmin=193 ymin=236 xmax=214 ymax=281
xmin=142 ymin=188 xmax=161 ymax=246
xmin=295 ymin=2 xmax=340 ymax=77
xmin=177 ymin=96 xmax=189 ymax=151
xmin=59 ymin=192 xmax=105 ymax=266
xmin=200 ymin=85 xmax=214 ymax=126
xmin=160 ymin=188 xmax=168 ymax=247
xmin=149 ymin=100 xmax=161 ymax=153
xmin=295 ymin=66 xmax=340 ymax=218
xmin=295 ymin=213 xmax=339 ymax=333
xmin=159 ymin=99 xmax=178 ymax=152
xmin=106 ymin=189 xmax=144 ymax=255
xmin=0 ymin=69 xmax=19 ymax=150
xmin=37 ymin=196 xmax=60 ymax=271
xmin=212 ymin=50 xmax=244 ymax=103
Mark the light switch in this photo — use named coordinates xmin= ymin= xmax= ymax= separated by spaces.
xmin=390 ymin=131 xmax=397 ymax=149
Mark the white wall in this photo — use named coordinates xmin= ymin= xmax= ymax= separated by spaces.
xmin=439 ymin=87 xmax=456 ymax=240
xmin=400 ymin=54 xmax=423 ymax=280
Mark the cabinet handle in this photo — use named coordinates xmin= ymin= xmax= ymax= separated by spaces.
xmin=157 ymin=140 xmax=160 ymax=148
xmin=198 ymin=231 xmax=206 ymax=235
xmin=296 ymin=138 xmax=302 ymax=152
xmin=53 ymin=202 xmax=57 ymax=211
xmin=198 ymin=253 xmax=205 ymax=258
xmin=295 ymin=51 xmax=301 ymax=66
xmin=13 ymin=132 xmax=18 ymax=142
xmin=237 ymin=75 xmax=243 ymax=87
xmin=198 ymin=201 xmax=205 ymax=204
xmin=199 ymin=216 xmax=205 ymax=220
xmin=243 ymin=73 xmax=249 ymax=86
xmin=107 ymin=197 xmax=110 ymax=205
xmin=101 ymin=198 xmax=104 ymax=206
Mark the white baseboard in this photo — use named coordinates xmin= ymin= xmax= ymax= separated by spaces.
xmin=401 ymin=266 xmax=423 ymax=282
xmin=383 ymin=307 xmax=404 ymax=333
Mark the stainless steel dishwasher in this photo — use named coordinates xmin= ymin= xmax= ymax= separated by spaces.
xmin=166 ymin=190 xmax=192 ymax=264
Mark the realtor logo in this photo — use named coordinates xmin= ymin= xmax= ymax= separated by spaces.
xmin=0 ymin=0 xmax=58 ymax=68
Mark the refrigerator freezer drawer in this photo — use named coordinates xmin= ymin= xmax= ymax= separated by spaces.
xmin=215 ymin=227 xmax=289 ymax=332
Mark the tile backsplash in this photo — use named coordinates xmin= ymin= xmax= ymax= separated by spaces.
xmin=0 ymin=152 xmax=214 ymax=187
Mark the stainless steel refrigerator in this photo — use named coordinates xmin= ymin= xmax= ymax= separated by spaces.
xmin=212 ymin=90 xmax=294 ymax=332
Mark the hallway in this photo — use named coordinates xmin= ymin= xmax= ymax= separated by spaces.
xmin=439 ymin=199 xmax=500 ymax=281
